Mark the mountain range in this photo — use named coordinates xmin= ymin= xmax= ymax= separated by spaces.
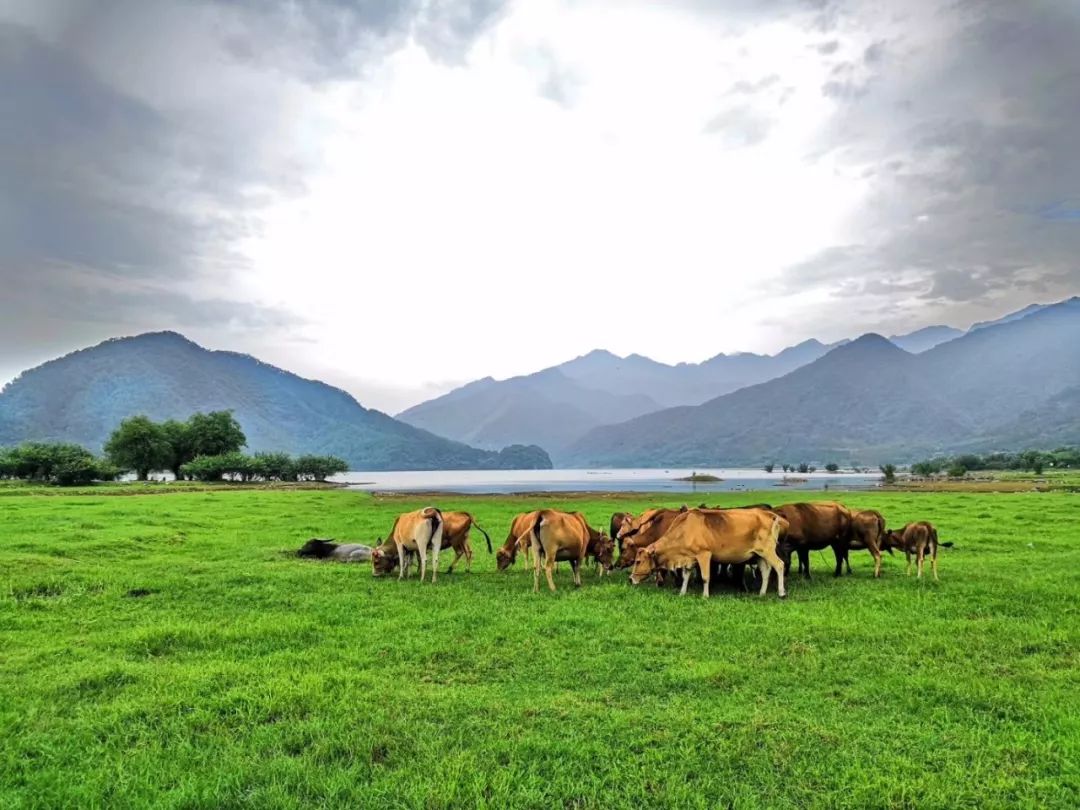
xmin=0 ymin=332 xmax=552 ymax=471
xmin=565 ymin=297 xmax=1080 ymax=466
xmin=397 ymin=302 xmax=1063 ymax=461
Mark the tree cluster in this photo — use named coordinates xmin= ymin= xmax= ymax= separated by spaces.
xmin=0 ymin=443 xmax=119 ymax=486
xmin=179 ymin=452 xmax=347 ymax=482
xmin=105 ymin=411 xmax=246 ymax=480
xmin=909 ymin=447 xmax=1078 ymax=478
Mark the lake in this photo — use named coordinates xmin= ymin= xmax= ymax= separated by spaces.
xmin=333 ymin=468 xmax=880 ymax=494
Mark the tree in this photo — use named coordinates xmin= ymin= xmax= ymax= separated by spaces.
xmin=251 ymin=452 xmax=295 ymax=481
xmin=947 ymin=462 xmax=967 ymax=479
xmin=824 ymin=463 xmax=839 ymax=473
xmin=161 ymin=419 xmax=192 ymax=479
xmin=1032 ymin=459 xmax=1045 ymax=475
xmin=797 ymin=463 xmax=809 ymax=474
xmin=105 ymin=416 xmax=172 ymax=480
xmin=763 ymin=463 xmax=774 ymax=473
xmin=186 ymin=411 xmax=246 ymax=457
xmin=880 ymin=463 xmax=897 ymax=484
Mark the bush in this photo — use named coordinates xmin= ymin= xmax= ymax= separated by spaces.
xmin=880 ymin=463 xmax=897 ymax=484
xmin=0 ymin=443 xmax=117 ymax=485
xmin=947 ymin=463 xmax=967 ymax=479
xmin=824 ymin=463 xmax=839 ymax=473
xmin=251 ymin=452 xmax=296 ymax=481
xmin=763 ymin=463 xmax=774 ymax=473
xmin=797 ymin=463 xmax=809 ymax=474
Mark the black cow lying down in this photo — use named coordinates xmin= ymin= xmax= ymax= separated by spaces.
xmin=297 ymin=538 xmax=373 ymax=562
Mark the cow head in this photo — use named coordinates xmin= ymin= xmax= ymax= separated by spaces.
xmin=881 ymin=530 xmax=904 ymax=552
xmin=594 ymin=534 xmax=615 ymax=571
xmin=496 ymin=544 xmax=516 ymax=571
xmin=629 ymin=546 xmax=657 ymax=585
xmin=371 ymin=542 xmax=398 ymax=576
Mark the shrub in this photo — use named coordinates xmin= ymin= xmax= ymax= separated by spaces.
xmin=797 ymin=463 xmax=809 ymax=474
xmin=824 ymin=463 xmax=839 ymax=473
xmin=251 ymin=452 xmax=295 ymax=481
xmin=947 ymin=463 xmax=967 ymax=479
xmin=880 ymin=463 xmax=897 ymax=484
xmin=293 ymin=455 xmax=348 ymax=482
xmin=763 ymin=463 xmax=774 ymax=473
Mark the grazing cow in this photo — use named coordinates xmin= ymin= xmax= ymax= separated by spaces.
xmin=843 ymin=509 xmax=887 ymax=578
xmin=516 ymin=509 xmax=592 ymax=593
xmin=582 ymin=515 xmax=616 ymax=575
xmin=629 ymin=508 xmax=789 ymax=598
xmin=883 ymin=521 xmax=950 ymax=580
xmin=370 ymin=507 xmax=444 ymax=583
xmin=614 ymin=507 xmax=688 ymax=569
xmin=297 ymin=538 xmax=373 ymax=562
xmin=770 ymin=502 xmax=853 ymax=578
xmin=372 ymin=511 xmax=491 ymax=576
xmin=496 ymin=511 xmax=540 ymax=571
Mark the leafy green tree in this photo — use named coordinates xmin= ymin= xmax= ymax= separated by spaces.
xmin=186 ymin=411 xmax=246 ymax=457
xmin=947 ymin=463 xmax=967 ymax=479
xmin=161 ymin=419 xmax=193 ymax=479
xmin=105 ymin=416 xmax=172 ymax=480
xmin=1032 ymin=459 xmax=1045 ymax=475
xmin=763 ymin=463 xmax=774 ymax=473
xmin=824 ymin=463 xmax=839 ymax=473
xmin=880 ymin=463 xmax=897 ymax=484
xmin=797 ymin=463 xmax=809 ymax=474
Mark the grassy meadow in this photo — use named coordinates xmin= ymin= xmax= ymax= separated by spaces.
xmin=2 ymin=487 xmax=1078 ymax=808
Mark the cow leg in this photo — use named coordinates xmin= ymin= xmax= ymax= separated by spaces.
xmin=532 ymin=538 xmax=542 ymax=593
xmin=916 ymin=542 xmax=925 ymax=579
xmin=679 ymin=568 xmax=691 ymax=596
xmin=757 ymin=558 xmax=771 ymax=597
xmin=417 ymin=537 xmax=429 ymax=584
xmin=696 ymin=552 xmax=712 ymax=598
xmin=760 ymin=547 xmax=787 ymax=598
xmin=571 ymin=559 xmax=582 ymax=588
xmin=464 ymin=540 xmax=474 ymax=573
xmin=544 ymin=549 xmax=557 ymax=593
xmin=447 ymin=547 xmax=464 ymax=574
xmin=932 ymin=545 xmax=939 ymax=582
xmin=870 ymin=540 xmax=882 ymax=579
xmin=395 ymin=542 xmax=408 ymax=580
xmin=905 ymin=549 xmax=913 ymax=576
xmin=797 ymin=548 xmax=811 ymax=579
xmin=832 ymin=544 xmax=845 ymax=578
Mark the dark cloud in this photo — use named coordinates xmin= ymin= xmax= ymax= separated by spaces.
xmin=782 ymin=0 xmax=1080 ymax=329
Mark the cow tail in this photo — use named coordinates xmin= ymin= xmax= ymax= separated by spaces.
xmin=769 ymin=515 xmax=784 ymax=548
xmin=427 ymin=508 xmax=443 ymax=547
xmin=469 ymin=514 xmax=493 ymax=554
xmin=516 ymin=512 xmax=544 ymax=555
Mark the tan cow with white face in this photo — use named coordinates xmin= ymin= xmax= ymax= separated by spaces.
xmin=629 ymin=508 xmax=789 ymax=598
xmin=370 ymin=507 xmax=444 ymax=583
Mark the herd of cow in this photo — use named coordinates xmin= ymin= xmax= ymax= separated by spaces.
xmin=327 ymin=501 xmax=949 ymax=597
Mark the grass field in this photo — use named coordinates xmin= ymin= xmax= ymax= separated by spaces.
xmin=2 ymin=488 xmax=1078 ymax=808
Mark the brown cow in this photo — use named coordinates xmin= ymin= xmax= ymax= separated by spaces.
xmin=629 ymin=508 xmax=789 ymax=598
xmin=771 ymin=501 xmax=853 ymax=578
xmin=372 ymin=511 xmax=492 ymax=577
xmin=844 ymin=509 xmax=887 ymax=578
xmin=515 ymin=509 xmax=592 ymax=593
xmin=614 ymin=507 xmax=688 ymax=569
xmin=610 ymin=512 xmax=633 ymax=547
xmin=496 ymin=511 xmax=539 ymax=571
xmin=369 ymin=507 xmax=443 ymax=583
xmin=883 ymin=521 xmax=948 ymax=580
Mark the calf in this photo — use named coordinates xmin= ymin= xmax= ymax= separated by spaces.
xmin=369 ymin=507 xmax=444 ymax=583
xmin=629 ymin=508 xmax=788 ymax=598
xmin=883 ymin=521 xmax=949 ymax=580
xmin=516 ymin=509 xmax=592 ymax=593
xmin=844 ymin=509 xmax=887 ymax=578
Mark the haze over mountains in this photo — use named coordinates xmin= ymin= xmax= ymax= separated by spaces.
xmin=566 ymin=298 xmax=1080 ymax=466
xmin=0 ymin=333 xmax=552 ymax=471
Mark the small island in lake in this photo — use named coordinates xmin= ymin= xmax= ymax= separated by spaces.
xmin=675 ymin=473 xmax=723 ymax=483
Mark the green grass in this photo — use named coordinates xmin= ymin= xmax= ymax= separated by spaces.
xmin=2 ymin=489 xmax=1078 ymax=809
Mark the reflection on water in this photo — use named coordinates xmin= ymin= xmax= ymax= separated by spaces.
xmin=333 ymin=468 xmax=879 ymax=494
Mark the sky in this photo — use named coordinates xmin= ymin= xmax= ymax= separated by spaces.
xmin=2 ymin=0 xmax=1078 ymax=413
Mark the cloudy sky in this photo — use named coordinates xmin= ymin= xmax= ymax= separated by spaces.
xmin=2 ymin=0 xmax=1078 ymax=413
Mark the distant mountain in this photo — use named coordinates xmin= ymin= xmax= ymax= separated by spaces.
xmin=889 ymin=325 xmax=963 ymax=353
xmin=397 ymin=339 xmax=839 ymax=461
xmin=0 ymin=332 xmax=553 ymax=470
xmin=969 ymin=302 xmax=1049 ymax=332
xmin=566 ymin=298 xmax=1080 ymax=466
